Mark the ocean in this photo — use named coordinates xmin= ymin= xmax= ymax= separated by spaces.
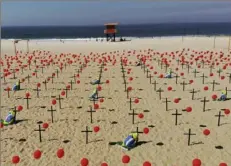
xmin=2 ymin=22 xmax=231 ymax=40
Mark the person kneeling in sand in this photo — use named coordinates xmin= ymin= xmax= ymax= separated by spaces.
xmin=1 ymin=110 xmax=15 ymax=126
xmin=89 ymin=87 xmax=98 ymax=100
xmin=12 ymin=81 xmax=20 ymax=92
xmin=218 ymin=90 xmax=227 ymax=101
xmin=90 ymin=79 xmax=100 ymax=85
xmin=122 ymin=133 xmax=139 ymax=149
xmin=165 ymin=68 xmax=173 ymax=78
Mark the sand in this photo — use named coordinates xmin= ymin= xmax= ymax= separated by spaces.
xmin=1 ymin=36 xmax=231 ymax=166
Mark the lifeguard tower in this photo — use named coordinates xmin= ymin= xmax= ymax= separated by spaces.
xmin=104 ymin=23 xmax=118 ymax=42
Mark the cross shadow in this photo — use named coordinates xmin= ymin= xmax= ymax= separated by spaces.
xmin=191 ymin=141 xmax=204 ymax=146
xmin=89 ymin=139 xmax=104 ymax=143
xmin=136 ymin=141 xmax=152 ymax=147
xmin=135 ymin=121 xmax=146 ymax=124
xmin=220 ymin=122 xmax=229 ymax=126
xmin=15 ymin=119 xmax=29 ymax=124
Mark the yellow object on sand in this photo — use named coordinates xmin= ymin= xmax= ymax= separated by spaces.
xmin=221 ymin=90 xmax=227 ymax=95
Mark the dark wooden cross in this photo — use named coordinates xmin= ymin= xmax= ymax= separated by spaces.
xmin=51 ymin=75 xmax=55 ymax=84
xmin=156 ymin=88 xmax=164 ymax=100
xmin=200 ymin=73 xmax=207 ymax=84
xmin=34 ymin=86 xmax=40 ymax=98
xmin=68 ymin=80 xmax=74 ymax=90
xmin=124 ymin=81 xmax=127 ymax=92
xmin=5 ymin=87 xmax=11 ymax=98
xmin=24 ymin=96 xmax=31 ymax=109
xmin=164 ymin=64 xmax=168 ymax=73
xmin=129 ymin=109 xmax=138 ymax=124
xmin=209 ymin=65 xmax=214 ymax=74
xmin=63 ymin=87 xmax=70 ymax=98
xmin=180 ymin=81 xmax=187 ymax=91
xmin=47 ymin=106 xmax=56 ymax=123
xmin=131 ymin=126 xmax=143 ymax=134
xmin=211 ymin=80 xmax=219 ymax=91
xmin=129 ymin=98 xmax=132 ymax=110
xmin=149 ymin=74 xmax=152 ymax=84
xmin=143 ymin=64 xmax=146 ymax=73
xmin=160 ymin=62 xmax=163 ymax=69
xmin=146 ymin=69 xmax=150 ymax=78
xmin=21 ymin=66 xmax=24 ymax=74
xmin=189 ymin=89 xmax=198 ymax=100
xmin=34 ymin=70 xmax=38 ymax=78
xmin=215 ymin=111 xmax=225 ymax=126
xmin=12 ymin=106 xmax=17 ymax=124
xmin=228 ymin=73 xmax=231 ymax=84
xmin=157 ymin=59 xmax=161 ymax=66
xmin=201 ymin=97 xmax=209 ymax=112
xmin=201 ymin=60 xmax=205 ymax=68
xmin=12 ymin=69 xmax=16 ymax=79
xmin=163 ymin=98 xmax=171 ymax=111
xmin=56 ymin=95 xmax=63 ymax=109
xmin=184 ymin=128 xmax=196 ymax=146
xmin=176 ymin=59 xmax=180 ymax=66
xmin=153 ymin=80 xmax=158 ymax=91
xmin=192 ymin=69 xmax=199 ymax=78
xmin=81 ymin=126 xmax=93 ymax=144
xmin=217 ymin=69 xmax=222 ymax=77
xmin=175 ymin=74 xmax=180 ymax=84
xmin=181 ymin=63 xmax=185 ymax=70
xmin=56 ymin=69 xmax=59 ymax=78
xmin=43 ymin=79 xmax=48 ymax=90
xmin=87 ymin=106 xmax=96 ymax=124
xmin=187 ymin=64 xmax=190 ymax=73
xmin=172 ymin=109 xmax=182 ymax=125
xmin=27 ymin=74 xmax=31 ymax=83
xmin=34 ymin=122 xmax=45 ymax=142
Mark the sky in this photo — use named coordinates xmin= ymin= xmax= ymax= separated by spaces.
xmin=2 ymin=1 xmax=231 ymax=26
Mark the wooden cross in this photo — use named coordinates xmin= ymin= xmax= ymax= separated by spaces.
xmin=176 ymin=59 xmax=180 ymax=66
xmin=149 ymin=74 xmax=152 ymax=84
xmin=180 ymin=81 xmax=187 ymax=91
xmin=12 ymin=106 xmax=17 ymax=124
xmin=68 ymin=80 xmax=74 ymax=90
xmin=181 ymin=63 xmax=185 ymax=70
xmin=34 ymin=122 xmax=46 ymax=142
xmin=27 ymin=74 xmax=31 ymax=83
xmin=87 ymin=106 xmax=96 ymax=124
xmin=34 ymin=70 xmax=38 ymax=78
xmin=153 ymin=80 xmax=158 ymax=91
xmin=24 ymin=96 xmax=31 ymax=109
xmin=129 ymin=109 xmax=138 ymax=124
xmin=157 ymin=59 xmax=161 ymax=66
xmin=56 ymin=69 xmax=59 ymax=78
xmin=21 ymin=66 xmax=24 ymax=74
xmin=163 ymin=98 xmax=171 ymax=111
xmin=56 ymin=95 xmax=63 ymax=109
xmin=51 ymin=75 xmax=55 ymax=84
xmin=201 ymin=60 xmax=205 ymax=68
xmin=187 ymin=64 xmax=190 ymax=73
xmin=5 ymin=87 xmax=11 ymax=98
xmin=227 ymin=73 xmax=231 ymax=84
xmin=200 ymin=73 xmax=207 ymax=84
xmin=124 ymin=81 xmax=127 ymax=92
xmin=192 ymin=69 xmax=199 ymax=78
xmin=12 ymin=69 xmax=16 ymax=79
xmin=47 ymin=106 xmax=56 ymax=123
xmin=143 ymin=64 xmax=146 ymax=73
xmin=190 ymin=89 xmax=198 ymax=100
xmin=160 ymin=62 xmax=163 ymax=69
xmin=156 ymin=88 xmax=164 ymax=100
xmin=184 ymin=128 xmax=196 ymax=146
xmin=201 ymin=97 xmax=209 ymax=112
xmin=164 ymin=64 xmax=168 ymax=73
xmin=217 ymin=69 xmax=222 ymax=77
xmin=146 ymin=69 xmax=150 ymax=78
xmin=131 ymin=126 xmax=143 ymax=134
xmin=43 ymin=79 xmax=48 ymax=90
xmin=215 ymin=111 xmax=225 ymax=126
xmin=209 ymin=65 xmax=214 ymax=73
xmin=211 ymin=80 xmax=219 ymax=91
xmin=172 ymin=109 xmax=182 ymax=125
xmin=129 ymin=98 xmax=132 ymax=110
xmin=175 ymin=74 xmax=180 ymax=84
xmin=34 ymin=86 xmax=40 ymax=98
xmin=81 ymin=126 xmax=93 ymax=144
xmin=63 ymin=87 xmax=70 ymax=98
xmin=40 ymin=66 xmax=44 ymax=73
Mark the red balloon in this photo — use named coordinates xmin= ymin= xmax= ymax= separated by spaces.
xmin=159 ymin=74 xmax=163 ymax=78
xmin=127 ymin=87 xmax=132 ymax=91
xmin=61 ymin=91 xmax=65 ymax=96
xmin=33 ymin=150 xmax=42 ymax=159
xmin=101 ymin=162 xmax=108 ymax=166
xmin=134 ymin=98 xmax=139 ymax=104
xmin=122 ymin=155 xmax=130 ymax=164
xmin=42 ymin=123 xmax=49 ymax=129
xmin=189 ymin=80 xmax=194 ymax=84
xmin=192 ymin=158 xmax=201 ymax=166
xmin=143 ymin=127 xmax=149 ymax=134
xmin=204 ymin=86 xmax=208 ymax=91
xmin=212 ymin=94 xmax=217 ymax=100
xmin=97 ymin=86 xmax=102 ymax=91
xmin=99 ymin=98 xmax=104 ymax=103
xmin=210 ymin=73 xmax=214 ymax=77
xmin=129 ymin=77 xmax=133 ymax=81
xmin=0 ymin=122 xmax=4 ymax=128
xmin=12 ymin=155 xmax=20 ymax=164
xmin=167 ymin=86 xmax=172 ymax=91
xmin=186 ymin=107 xmax=192 ymax=112
xmin=203 ymin=129 xmax=210 ymax=136
xmin=57 ymin=149 xmax=64 ymax=158
xmin=94 ymin=104 xmax=99 ymax=110
xmin=66 ymin=85 xmax=71 ymax=89
xmin=37 ymin=83 xmax=41 ymax=88
xmin=93 ymin=126 xmax=100 ymax=132
xmin=224 ymin=109 xmax=230 ymax=115
xmin=17 ymin=105 xmax=23 ymax=111
xmin=174 ymin=98 xmax=180 ymax=103
xmin=80 ymin=158 xmax=89 ymax=166
xmin=219 ymin=163 xmax=227 ymax=166
xmin=138 ymin=113 xmax=144 ymax=119
xmin=106 ymin=80 xmax=110 ymax=84
xmin=26 ymin=92 xmax=30 ymax=98
xmin=143 ymin=161 xmax=152 ymax=166
xmin=180 ymin=72 xmax=184 ymax=76
xmin=52 ymin=99 xmax=57 ymax=105
xmin=77 ymin=80 xmax=80 ymax=84
xmin=221 ymin=76 xmax=225 ymax=80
